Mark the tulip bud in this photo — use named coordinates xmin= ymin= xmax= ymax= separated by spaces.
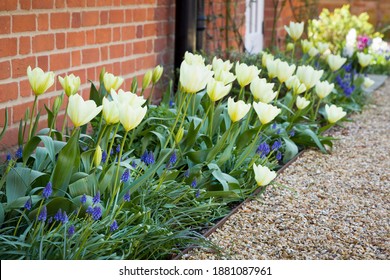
xmin=357 ymin=52 xmax=372 ymax=68
xmin=175 ymin=127 xmax=184 ymax=144
xmin=52 ymin=94 xmax=63 ymax=115
xmin=253 ymin=163 xmax=277 ymax=186
xmin=142 ymin=70 xmax=153 ymax=90
xmin=102 ymin=96 xmax=120 ymax=125
xmin=58 ymin=74 xmax=81 ymax=97
xmin=296 ymin=96 xmax=310 ymax=110
xmin=301 ymin=39 xmax=313 ymax=54
xmin=363 ymin=77 xmax=375 ymax=88
xmin=261 ymin=52 xmax=274 ymax=68
xmin=286 ymin=42 xmax=294 ymax=51
xmin=103 ymin=72 xmax=124 ymax=92
xmin=152 ymin=65 xmax=163 ymax=84
xmin=118 ymin=103 xmax=147 ymax=132
xmin=212 ymin=56 xmax=233 ymax=72
xmin=93 ymin=145 xmax=102 ymax=167
xmin=27 ymin=66 xmax=55 ymax=96
xmin=284 ymin=21 xmax=304 ymax=41
xmin=308 ymin=47 xmax=319 ymax=57
xmin=327 ymin=54 xmax=347 ymax=72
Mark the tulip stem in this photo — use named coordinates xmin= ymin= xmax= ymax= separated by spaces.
xmin=28 ymin=95 xmax=39 ymax=141
xmin=273 ymin=83 xmax=282 ymax=106
xmin=312 ymin=100 xmax=321 ymax=121
xmin=291 ymin=42 xmax=296 ymax=63
xmin=147 ymin=84 xmax=156 ymax=106
xmin=90 ymin=124 xmax=107 ymax=170
xmin=61 ymin=100 xmax=69 ymax=138
xmin=104 ymin=123 xmax=120 ymax=168
xmin=207 ymin=101 xmax=215 ymax=138
xmin=238 ymin=87 xmax=245 ymax=100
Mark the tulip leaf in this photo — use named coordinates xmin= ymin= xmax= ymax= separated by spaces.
xmin=182 ymin=121 xmax=202 ymax=152
xmin=202 ymin=190 xmax=241 ymax=199
xmin=6 ymin=167 xmax=46 ymax=203
xmin=23 ymin=135 xmax=56 ymax=164
xmin=208 ymin=163 xmax=239 ymax=191
xmin=89 ymin=81 xmax=102 ymax=106
xmin=44 ymin=104 xmax=54 ymax=129
xmin=0 ymin=203 xmax=4 ymax=227
xmin=296 ymin=128 xmax=327 ymax=153
xmin=186 ymin=149 xmax=210 ymax=164
xmin=0 ymin=108 xmax=8 ymax=142
xmin=69 ymin=173 xmax=97 ymax=197
xmin=282 ymin=137 xmax=299 ymax=163
xmin=51 ymin=130 xmax=81 ymax=196
xmin=236 ymin=127 xmax=258 ymax=150
xmin=98 ymin=164 xmax=117 ymax=194
xmin=5 ymin=195 xmax=41 ymax=210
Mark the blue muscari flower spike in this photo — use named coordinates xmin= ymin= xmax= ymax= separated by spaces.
xmin=24 ymin=198 xmax=32 ymax=211
xmin=101 ymin=151 xmax=107 ymax=163
xmin=38 ymin=206 xmax=47 ymax=222
xmin=86 ymin=206 xmax=93 ymax=215
xmin=256 ymin=142 xmax=270 ymax=158
xmin=271 ymin=123 xmax=277 ymax=130
xmin=54 ymin=209 xmax=63 ymax=222
xmin=169 ymin=100 xmax=174 ymax=108
xmin=184 ymin=169 xmax=190 ymax=178
xmin=121 ymin=169 xmax=130 ymax=183
xmin=140 ymin=150 xmax=148 ymax=164
xmin=131 ymin=160 xmax=137 ymax=168
xmin=92 ymin=191 xmax=100 ymax=205
xmin=42 ymin=182 xmax=53 ymax=199
xmin=61 ymin=212 xmax=68 ymax=224
xmin=191 ymin=178 xmax=197 ymax=188
xmin=6 ymin=153 xmax=11 ymax=161
xmin=195 ymin=189 xmax=200 ymax=198
xmin=110 ymin=149 xmax=114 ymax=155
xmin=48 ymin=217 xmax=53 ymax=224
xmin=110 ymin=220 xmax=119 ymax=232
xmin=15 ymin=146 xmax=23 ymax=159
xmin=123 ymin=191 xmax=131 ymax=202
xmin=92 ymin=206 xmax=102 ymax=220
xmin=276 ymin=151 xmax=282 ymax=161
xmin=68 ymin=225 xmax=75 ymax=237
xmin=271 ymin=139 xmax=282 ymax=151
xmin=80 ymin=194 xmax=87 ymax=204
xmin=148 ymin=151 xmax=155 ymax=165
xmin=289 ymin=129 xmax=295 ymax=137
xmin=167 ymin=152 xmax=177 ymax=168
xmin=115 ymin=144 xmax=121 ymax=154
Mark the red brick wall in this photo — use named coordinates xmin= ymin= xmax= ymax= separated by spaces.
xmin=0 ymin=0 xmax=175 ymax=151
xmin=204 ymin=0 xmax=246 ymax=54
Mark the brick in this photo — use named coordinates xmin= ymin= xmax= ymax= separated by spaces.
xmin=19 ymin=36 xmax=31 ymax=55
xmin=133 ymin=41 xmax=146 ymax=54
xmin=32 ymin=34 xmax=55 ymax=53
xmin=154 ymin=37 xmax=166 ymax=52
xmin=20 ymin=78 xmax=33 ymax=97
xmin=72 ymin=12 xmax=81 ymax=28
xmin=86 ymin=30 xmax=95 ymax=44
xmin=109 ymin=44 xmax=124 ymax=59
xmin=147 ymin=8 xmax=155 ymax=21
xmin=100 ymin=11 xmax=109 ymax=25
xmin=12 ymin=14 xmax=36 ymax=32
xmin=82 ymin=48 xmax=100 ymax=64
xmin=0 ymin=38 xmax=17 ymax=57
xmin=86 ymin=67 xmax=96 ymax=82
xmin=146 ymin=39 xmax=153 ymax=53
xmin=121 ymin=59 xmax=135 ymax=74
xmin=135 ymin=57 xmax=144 ymax=71
xmin=0 ymin=16 xmax=11 ymax=34
xmin=95 ymin=28 xmax=112 ymax=44
xmin=37 ymin=55 xmax=49 ymax=71
xmin=0 ymin=126 xmax=19 ymax=150
xmin=50 ymin=52 xmax=71 ymax=71
xmin=56 ymin=33 xmax=66 ymax=49
xmin=125 ymin=9 xmax=133 ymax=22
xmin=67 ymin=0 xmax=86 ymax=7
xmin=136 ymin=25 xmax=143 ymax=38
xmin=32 ymin=0 xmax=54 ymax=9
xmin=0 ymin=82 xmax=18 ymax=102
xmin=13 ymin=101 xmax=34 ymax=123
xmin=71 ymin=50 xmax=81 ymax=67
xmin=109 ymin=10 xmax=124 ymax=24
xmin=112 ymin=62 xmax=121 ymax=74
xmin=144 ymin=23 xmax=156 ymax=37
xmin=0 ymin=0 xmax=17 ymax=11
xmin=0 ymin=61 xmax=11 ymax=80
xmin=87 ymin=0 xmax=96 ymax=7
xmin=113 ymin=27 xmax=121 ymax=41
xmin=12 ymin=56 xmax=36 ymax=78
xmin=50 ymin=12 xmax=70 ymax=29
xmin=37 ymin=14 xmax=49 ymax=31
xmin=122 ymin=25 xmax=135 ymax=40
xmin=125 ymin=42 xmax=133 ymax=56
xmin=55 ymin=0 xmax=66 ymax=8
xmin=133 ymin=8 xmax=147 ymax=22
xmin=81 ymin=11 xmax=99 ymax=26
xmin=100 ymin=46 xmax=108 ymax=61
xmin=67 ymin=31 xmax=85 ymax=47
xmin=96 ymin=0 xmax=112 ymax=6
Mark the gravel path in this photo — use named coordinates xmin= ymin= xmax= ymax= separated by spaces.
xmin=186 ymin=78 xmax=390 ymax=260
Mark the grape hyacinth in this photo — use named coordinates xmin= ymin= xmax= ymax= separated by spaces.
xmin=289 ymin=129 xmax=295 ymax=137
xmin=131 ymin=160 xmax=137 ymax=168
xmin=6 ymin=153 xmax=11 ymax=161
xmin=80 ymin=194 xmax=87 ymax=204
xmin=123 ymin=191 xmax=131 ymax=202
xmin=271 ymin=139 xmax=282 ymax=151
xmin=335 ymin=74 xmax=355 ymax=97
xmin=15 ymin=146 xmax=23 ymax=159
xmin=24 ymin=198 xmax=32 ymax=211
xmin=54 ymin=209 xmax=63 ymax=222
xmin=101 ymin=151 xmax=107 ymax=163
xmin=191 ymin=178 xmax=197 ymax=188
xmin=110 ymin=220 xmax=119 ymax=232
xmin=68 ymin=225 xmax=75 ymax=237
xmin=184 ymin=169 xmax=190 ymax=178
xmin=91 ymin=206 xmax=102 ymax=220
xmin=42 ymin=182 xmax=53 ymax=199
xmin=141 ymin=150 xmax=155 ymax=166
xmin=167 ymin=152 xmax=177 ymax=168
xmin=276 ymin=151 xmax=282 ymax=161
xmin=38 ymin=206 xmax=47 ymax=222
xmin=120 ymin=169 xmax=130 ymax=183
xmin=115 ymin=144 xmax=121 ymax=154
xmin=92 ymin=191 xmax=100 ymax=205
xmin=256 ymin=142 xmax=271 ymax=158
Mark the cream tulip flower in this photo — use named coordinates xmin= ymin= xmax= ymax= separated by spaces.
xmin=261 ymin=52 xmax=274 ymax=67
xmin=207 ymin=78 xmax=232 ymax=102
xmin=357 ymin=52 xmax=372 ymax=68
xmin=284 ymin=21 xmax=304 ymax=41
xmin=315 ymin=81 xmax=334 ymax=99
xmin=180 ymin=60 xmax=213 ymax=93
xmin=301 ymin=39 xmax=313 ymax=54
xmin=327 ymin=54 xmax=347 ymax=72
xmin=227 ymin=97 xmax=251 ymax=123
xmin=152 ymin=65 xmax=163 ymax=84
xmin=316 ymin=42 xmax=329 ymax=54
xmin=250 ymin=77 xmax=276 ymax=103
xmin=67 ymin=93 xmax=103 ymax=128
xmin=118 ymin=103 xmax=147 ymax=132
xmin=253 ymin=101 xmax=281 ymax=125
xmin=296 ymin=65 xmax=324 ymax=90
xmin=363 ymin=77 xmax=375 ymax=88
xmin=285 ymin=75 xmax=306 ymax=94
xmin=276 ymin=60 xmax=296 ymax=83
xmin=296 ymin=96 xmax=310 ymax=110
xmin=103 ymin=72 xmax=124 ymax=92
xmin=266 ymin=58 xmax=279 ymax=79
xmin=253 ymin=163 xmax=277 ymax=186
xmin=212 ymin=56 xmax=233 ymax=72
xmin=325 ymin=104 xmax=347 ymax=124
xmin=102 ymin=96 xmax=120 ymax=124
xmin=235 ymin=61 xmax=261 ymax=87
xmin=214 ymin=68 xmax=236 ymax=85
xmin=27 ymin=66 xmax=55 ymax=96
xmin=308 ymin=47 xmax=319 ymax=57
xmin=184 ymin=51 xmax=205 ymax=66
xmin=111 ymin=89 xmax=147 ymax=107
xmin=58 ymin=74 xmax=81 ymax=97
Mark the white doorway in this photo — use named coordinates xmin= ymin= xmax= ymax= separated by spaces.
xmin=245 ymin=0 xmax=264 ymax=54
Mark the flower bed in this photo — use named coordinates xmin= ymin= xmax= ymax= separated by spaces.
xmin=0 ymin=7 xmax=387 ymax=260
